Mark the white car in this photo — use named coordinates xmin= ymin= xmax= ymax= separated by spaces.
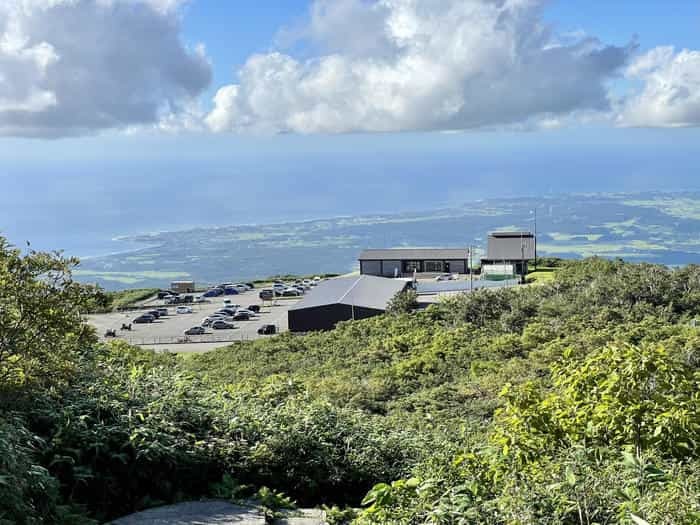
xmin=234 ymin=308 xmax=257 ymax=317
xmin=435 ymin=274 xmax=457 ymax=281
xmin=201 ymin=315 xmax=233 ymax=326
xmin=222 ymin=300 xmax=240 ymax=308
xmin=176 ymin=306 xmax=193 ymax=314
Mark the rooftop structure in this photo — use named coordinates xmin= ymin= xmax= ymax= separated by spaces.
xmin=358 ymin=248 xmax=470 ymax=277
xmin=288 ymin=274 xmax=409 ymax=332
xmin=482 ymin=231 xmax=536 ymax=276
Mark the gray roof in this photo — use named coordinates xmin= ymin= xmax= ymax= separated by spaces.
xmin=359 ymin=248 xmax=468 ymax=261
xmin=289 ymin=275 xmax=409 ymax=311
xmin=485 ymin=231 xmax=535 ymax=260
xmin=490 ymin=231 xmax=533 ymax=238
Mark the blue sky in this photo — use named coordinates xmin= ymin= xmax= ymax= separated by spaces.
xmin=1 ymin=0 xmax=700 ymax=253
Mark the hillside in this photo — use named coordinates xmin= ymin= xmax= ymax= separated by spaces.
xmin=0 ymin=237 xmax=698 ymax=524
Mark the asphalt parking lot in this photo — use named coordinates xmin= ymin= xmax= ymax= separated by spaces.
xmin=87 ymin=289 xmax=299 ymax=353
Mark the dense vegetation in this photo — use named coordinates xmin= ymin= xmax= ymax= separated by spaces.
xmin=1 ymin=236 xmax=698 ymax=524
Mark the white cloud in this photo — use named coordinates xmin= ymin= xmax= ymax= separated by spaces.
xmin=0 ymin=0 xmax=210 ymax=137
xmin=206 ymin=0 xmax=630 ymax=134
xmin=619 ymin=46 xmax=700 ymax=128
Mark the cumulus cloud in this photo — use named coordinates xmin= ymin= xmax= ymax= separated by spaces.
xmin=619 ymin=46 xmax=700 ymax=127
xmin=206 ymin=0 xmax=631 ymax=134
xmin=0 ymin=0 xmax=211 ymax=137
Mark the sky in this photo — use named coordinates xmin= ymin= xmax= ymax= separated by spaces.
xmin=1 ymin=0 xmax=700 ymax=254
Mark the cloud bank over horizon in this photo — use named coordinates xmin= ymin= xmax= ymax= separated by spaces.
xmin=1 ymin=0 xmax=700 ymax=138
xmin=0 ymin=0 xmax=211 ymax=138
xmin=206 ymin=0 xmax=632 ymax=134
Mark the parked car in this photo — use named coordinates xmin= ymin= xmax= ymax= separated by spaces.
xmin=147 ymin=310 xmax=161 ymax=319
xmin=211 ymin=320 xmax=235 ymax=330
xmin=247 ymin=304 xmax=261 ymax=313
xmin=183 ymin=295 xmax=194 ymax=303
xmin=259 ymin=289 xmax=274 ymax=300
xmin=133 ymin=314 xmax=155 ymax=324
xmin=157 ymin=291 xmax=176 ymax=299
xmin=435 ymin=273 xmax=456 ymax=281
xmin=157 ymin=308 xmax=169 ymax=316
xmin=176 ymin=306 xmax=192 ymax=314
xmin=222 ymin=300 xmax=240 ymax=308
xmin=231 ymin=284 xmax=248 ymax=293
xmin=203 ymin=288 xmax=223 ymax=298
xmin=282 ymin=287 xmax=301 ymax=297
xmin=235 ymin=308 xmax=256 ymax=317
xmin=233 ymin=311 xmax=250 ymax=321
xmin=184 ymin=326 xmax=206 ymax=335
xmin=257 ymin=324 xmax=276 ymax=335
xmin=223 ymin=286 xmax=240 ymax=295
xmin=216 ymin=308 xmax=238 ymax=316
xmin=245 ymin=282 xmax=256 ymax=290
xmin=202 ymin=315 xmax=233 ymax=327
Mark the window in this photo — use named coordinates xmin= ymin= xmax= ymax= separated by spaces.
xmin=424 ymin=260 xmax=444 ymax=272
xmin=403 ymin=260 xmax=422 ymax=273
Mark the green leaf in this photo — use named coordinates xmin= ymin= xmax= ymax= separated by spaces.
xmin=630 ymin=514 xmax=650 ymax=525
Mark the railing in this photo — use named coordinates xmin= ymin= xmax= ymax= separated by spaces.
xmin=110 ymin=332 xmax=265 ymax=345
xmin=415 ymin=278 xmax=520 ymax=294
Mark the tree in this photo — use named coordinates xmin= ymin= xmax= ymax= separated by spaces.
xmin=386 ymin=288 xmax=418 ymax=315
xmin=0 ymin=237 xmax=98 ymax=394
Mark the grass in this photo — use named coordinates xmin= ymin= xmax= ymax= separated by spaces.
xmin=88 ymin=288 xmax=160 ymax=313
xmin=624 ymin=197 xmax=700 ymax=221
xmin=108 ymin=288 xmax=160 ymax=310
xmin=526 ymin=267 xmax=556 ymax=283
xmin=601 ymin=218 xmax=639 ymax=237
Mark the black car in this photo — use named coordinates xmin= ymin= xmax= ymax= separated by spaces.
xmin=147 ymin=310 xmax=160 ymax=319
xmin=259 ymin=289 xmax=274 ymax=300
xmin=217 ymin=308 xmax=237 ymax=316
xmin=184 ymin=326 xmax=206 ymax=335
xmin=211 ymin=320 xmax=235 ymax=330
xmin=133 ymin=314 xmax=155 ymax=324
xmin=157 ymin=308 xmax=169 ymax=316
xmin=247 ymin=304 xmax=261 ymax=313
xmin=157 ymin=291 xmax=177 ymax=299
xmin=257 ymin=324 xmax=276 ymax=335
xmin=233 ymin=311 xmax=250 ymax=321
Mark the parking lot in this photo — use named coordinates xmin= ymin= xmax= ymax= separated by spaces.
xmin=87 ymin=289 xmax=298 ymax=353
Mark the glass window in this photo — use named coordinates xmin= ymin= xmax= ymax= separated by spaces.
xmin=424 ymin=260 xmax=444 ymax=272
xmin=403 ymin=260 xmax=422 ymax=273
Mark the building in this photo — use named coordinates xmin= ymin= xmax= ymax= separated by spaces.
xmin=358 ymin=248 xmax=470 ymax=277
xmin=480 ymin=231 xmax=535 ymax=276
xmin=170 ymin=280 xmax=195 ymax=294
xmin=288 ymin=274 xmax=409 ymax=332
